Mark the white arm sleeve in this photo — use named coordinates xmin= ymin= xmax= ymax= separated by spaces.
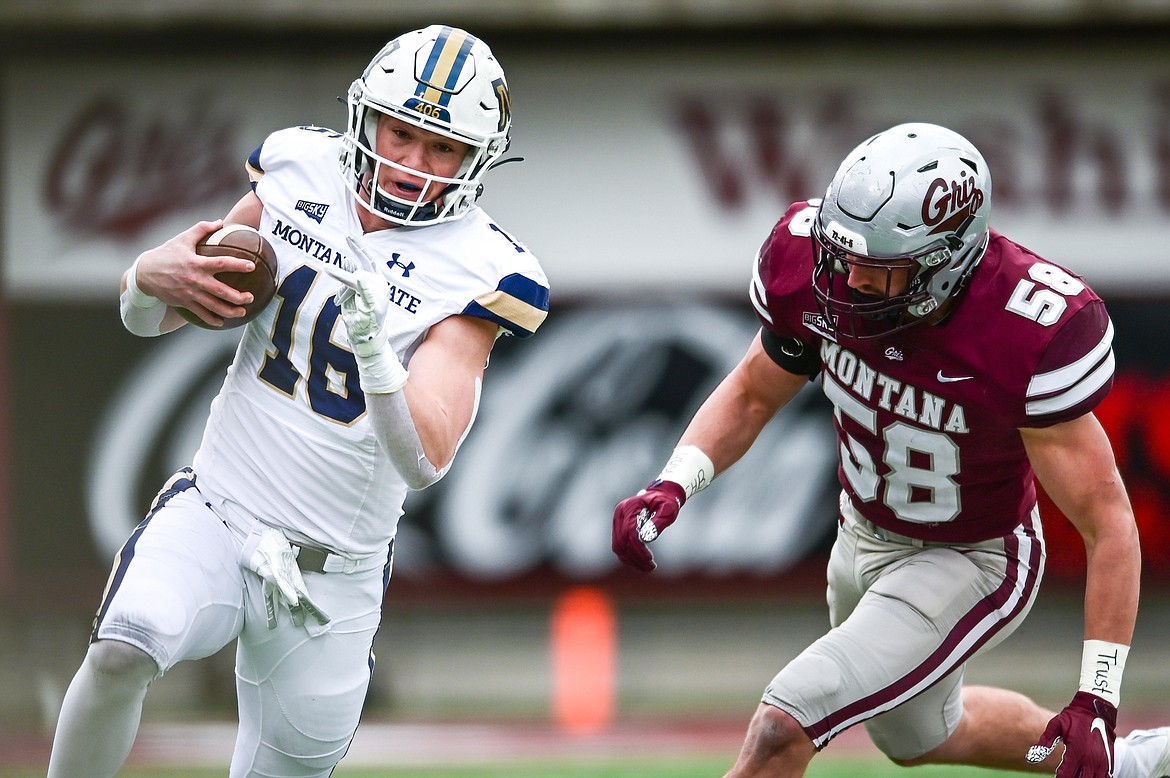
xmin=366 ymin=388 xmax=476 ymax=491
xmin=119 ymin=255 xmax=168 ymax=337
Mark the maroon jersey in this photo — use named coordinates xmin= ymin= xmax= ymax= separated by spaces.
xmin=751 ymin=201 xmax=1115 ymax=542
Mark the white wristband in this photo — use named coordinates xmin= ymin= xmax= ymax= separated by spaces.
xmin=119 ymin=255 xmax=168 ymax=336
xmin=1079 ymin=639 xmax=1128 ymax=706
xmin=124 ymin=254 xmax=161 ymax=309
xmin=657 ymin=445 xmax=716 ymax=500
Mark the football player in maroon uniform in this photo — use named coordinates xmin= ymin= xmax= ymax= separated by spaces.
xmin=613 ymin=123 xmax=1169 ymax=778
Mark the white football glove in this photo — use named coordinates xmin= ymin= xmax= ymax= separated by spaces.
xmin=318 ymin=236 xmax=408 ymax=394
xmin=242 ymin=527 xmax=330 ymax=629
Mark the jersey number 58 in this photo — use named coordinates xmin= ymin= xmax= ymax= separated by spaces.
xmin=1006 ymin=263 xmax=1085 ymax=326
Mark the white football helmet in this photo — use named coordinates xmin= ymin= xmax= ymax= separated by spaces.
xmin=812 ymin=122 xmax=991 ymax=339
xmin=339 ymin=25 xmax=512 ymax=226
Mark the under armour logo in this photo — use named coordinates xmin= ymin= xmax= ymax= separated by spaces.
xmin=387 ymin=253 xmax=415 ymax=277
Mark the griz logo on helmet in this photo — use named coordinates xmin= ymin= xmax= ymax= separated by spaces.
xmin=924 ymin=171 xmax=985 ymax=237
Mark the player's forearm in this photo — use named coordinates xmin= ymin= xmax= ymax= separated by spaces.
xmin=679 ymin=354 xmax=803 ymax=475
xmin=1081 ymin=511 xmax=1140 ymax=645
xmin=678 ymin=391 xmax=769 ymax=476
xmin=401 ymin=382 xmax=474 ymax=470
xmin=365 ymin=390 xmax=451 ymax=490
xmin=1022 ymin=416 xmax=1140 ymax=642
xmin=1068 ymin=469 xmax=1140 ymax=643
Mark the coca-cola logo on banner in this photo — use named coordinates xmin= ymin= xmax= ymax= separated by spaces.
xmin=86 ymin=305 xmax=840 ymax=580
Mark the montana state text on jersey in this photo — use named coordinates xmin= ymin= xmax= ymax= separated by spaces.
xmin=751 ymin=199 xmax=1113 ymax=544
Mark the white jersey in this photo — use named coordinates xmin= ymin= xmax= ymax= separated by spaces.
xmin=191 ymin=126 xmax=549 ymax=557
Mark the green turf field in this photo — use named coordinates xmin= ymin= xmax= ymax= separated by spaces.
xmin=0 ymin=757 xmax=1034 ymax=777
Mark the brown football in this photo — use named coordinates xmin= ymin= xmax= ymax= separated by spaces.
xmin=178 ymin=224 xmax=278 ymax=330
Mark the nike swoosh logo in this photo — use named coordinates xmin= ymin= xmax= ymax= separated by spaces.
xmin=937 ymin=371 xmax=973 ymax=383
xmin=1091 ymin=717 xmax=1112 ymax=775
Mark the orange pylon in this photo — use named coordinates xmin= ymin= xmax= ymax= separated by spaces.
xmin=550 ymin=586 xmax=616 ymax=734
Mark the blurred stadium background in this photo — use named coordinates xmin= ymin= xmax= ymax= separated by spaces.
xmin=3 ymin=0 xmax=1170 ymax=771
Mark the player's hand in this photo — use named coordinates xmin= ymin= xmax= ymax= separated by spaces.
xmin=320 ymin=236 xmax=392 ymax=358
xmin=318 ymin=236 xmax=408 ymax=393
xmin=611 ymin=480 xmax=686 ymax=573
xmin=1026 ymin=691 xmax=1116 ymax=778
xmin=243 ymin=527 xmax=331 ymax=629
xmin=134 ymin=220 xmax=256 ymax=325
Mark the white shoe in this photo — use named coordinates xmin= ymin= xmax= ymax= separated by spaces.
xmin=1119 ymin=727 xmax=1170 ymax=778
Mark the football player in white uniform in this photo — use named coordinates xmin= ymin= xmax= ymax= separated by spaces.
xmin=48 ymin=25 xmax=549 ymax=778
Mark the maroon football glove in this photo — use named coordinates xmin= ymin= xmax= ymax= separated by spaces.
xmin=611 ymin=480 xmax=686 ymax=573
xmin=1026 ymin=691 xmax=1117 ymax=778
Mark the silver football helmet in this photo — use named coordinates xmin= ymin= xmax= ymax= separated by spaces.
xmin=812 ymin=122 xmax=991 ymax=339
xmin=339 ymin=25 xmax=512 ymax=226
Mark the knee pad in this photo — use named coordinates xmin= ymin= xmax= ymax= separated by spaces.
xmin=234 ymin=671 xmax=366 ymax=777
xmin=239 ymin=734 xmax=352 ymax=777
xmin=764 ymin=652 xmax=843 ymax=709
xmin=271 ymin=746 xmax=348 ymax=776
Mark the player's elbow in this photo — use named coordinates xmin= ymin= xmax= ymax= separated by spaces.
xmin=391 ymin=445 xmax=450 ymax=491
xmin=399 ymin=464 xmax=445 ymax=491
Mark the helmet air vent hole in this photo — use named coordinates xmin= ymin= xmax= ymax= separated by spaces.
xmin=917 ymin=161 xmax=939 ymax=173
